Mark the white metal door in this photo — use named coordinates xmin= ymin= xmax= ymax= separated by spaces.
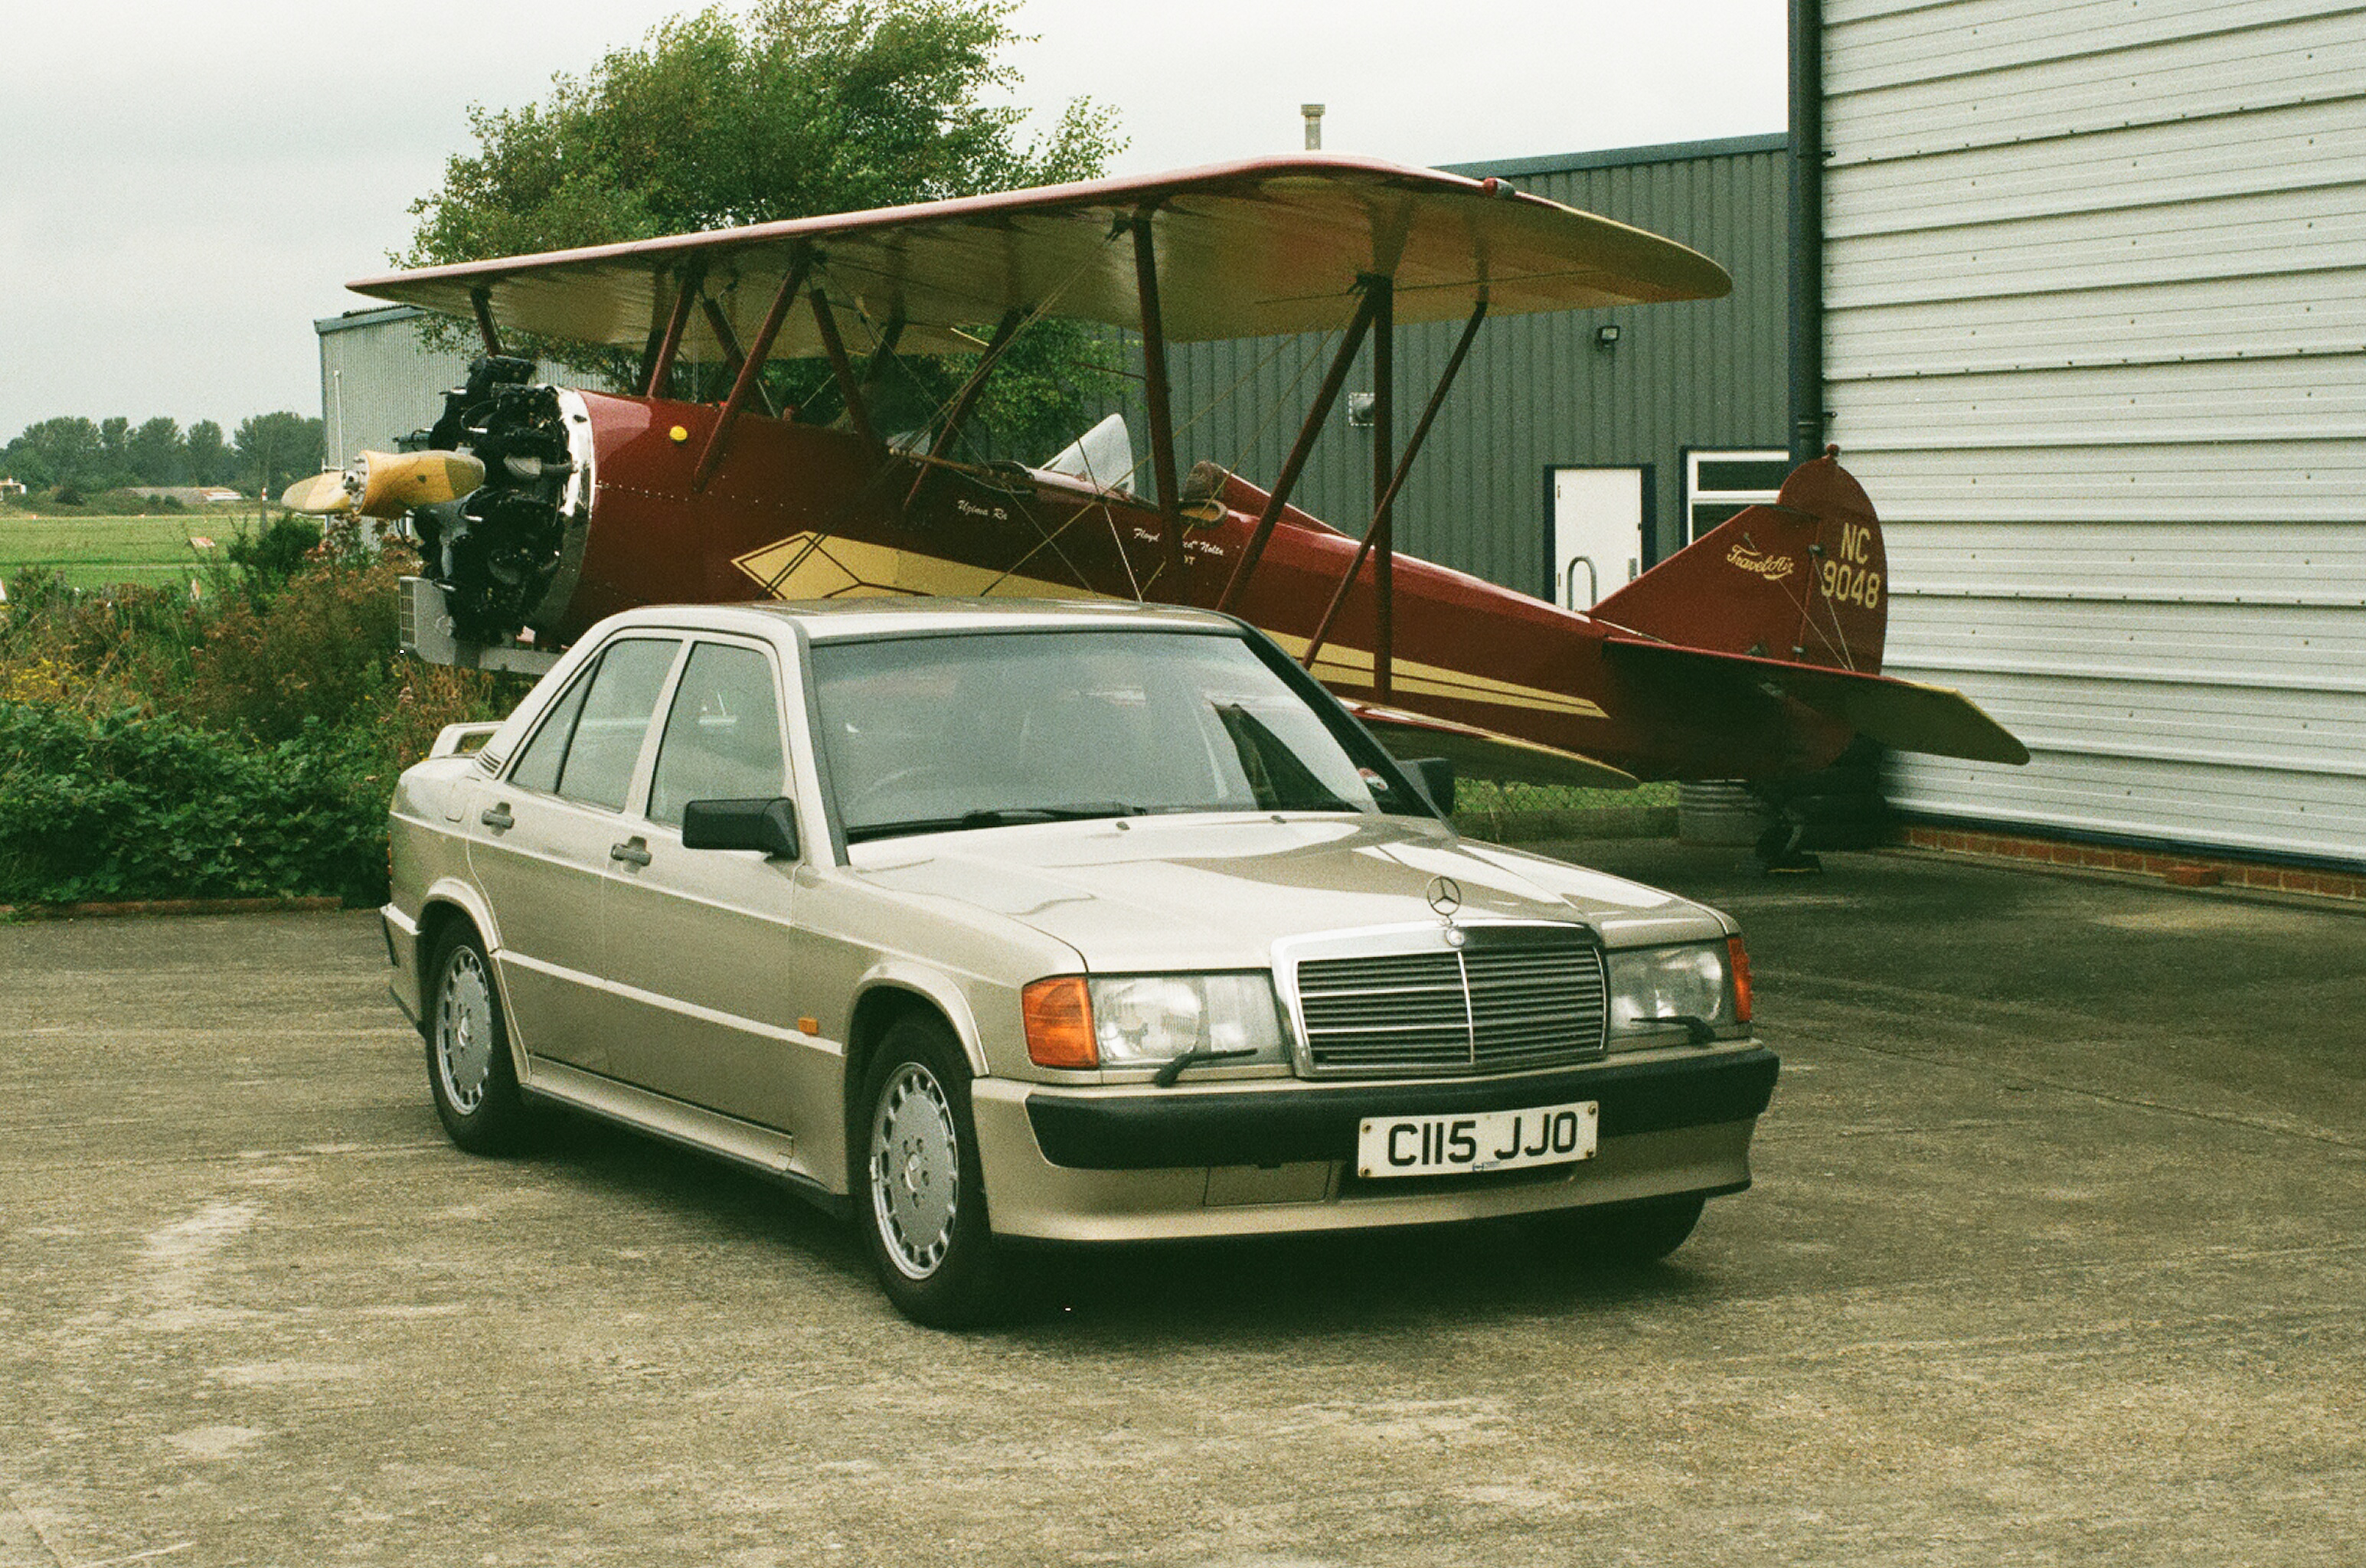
xmin=1551 ymin=467 xmax=1644 ymax=609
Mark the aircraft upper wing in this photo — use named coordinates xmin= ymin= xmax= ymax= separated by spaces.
xmin=346 ymin=155 xmax=1731 ymax=362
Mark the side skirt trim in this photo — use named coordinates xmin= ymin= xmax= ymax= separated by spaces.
xmin=523 ymin=1059 xmax=850 ymax=1220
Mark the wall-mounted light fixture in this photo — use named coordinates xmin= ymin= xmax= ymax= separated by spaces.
xmin=1595 ymin=323 xmax=1622 ymax=351
xmin=1347 ymin=390 xmax=1376 ymax=427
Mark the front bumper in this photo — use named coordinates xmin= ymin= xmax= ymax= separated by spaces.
xmin=971 ymin=1044 xmax=1777 ymax=1243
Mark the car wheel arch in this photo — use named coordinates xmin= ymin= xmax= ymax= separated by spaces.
xmin=843 ymin=985 xmax=960 ymax=1194
xmin=413 ymin=896 xmax=531 ymax=1087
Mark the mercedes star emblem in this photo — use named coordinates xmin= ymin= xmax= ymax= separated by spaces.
xmin=1426 ymin=875 xmax=1463 ymax=918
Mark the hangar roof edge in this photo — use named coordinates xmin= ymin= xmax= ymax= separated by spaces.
xmin=1440 ymin=132 xmax=1789 ymax=182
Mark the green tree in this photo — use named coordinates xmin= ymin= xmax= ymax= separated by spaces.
xmin=185 ymin=420 xmax=232 ymax=487
xmin=128 ymin=417 xmax=187 ymax=485
xmin=6 ymin=418 xmax=103 ymax=495
xmin=233 ymin=412 xmax=325 ymax=497
xmin=400 ymin=0 xmax=1123 ymax=459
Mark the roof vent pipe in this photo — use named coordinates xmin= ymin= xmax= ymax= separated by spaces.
xmin=1302 ymin=104 xmax=1325 ymax=151
xmin=1788 ymin=0 xmax=1825 ymax=462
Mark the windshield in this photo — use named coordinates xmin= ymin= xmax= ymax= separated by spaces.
xmin=810 ymin=629 xmax=1413 ymax=842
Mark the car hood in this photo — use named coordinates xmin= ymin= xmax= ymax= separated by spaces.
xmin=846 ymin=813 xmax=1724 ymax=971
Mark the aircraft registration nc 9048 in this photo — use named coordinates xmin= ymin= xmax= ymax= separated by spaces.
xmin=305 ymin=154 xmax=2028 ymax=789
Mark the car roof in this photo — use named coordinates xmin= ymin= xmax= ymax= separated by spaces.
xmin=594 ymin=597 xmax=1245 ymax=644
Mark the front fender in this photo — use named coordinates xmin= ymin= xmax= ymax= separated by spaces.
xmin=851 ymin=961 xmax=990 ymax=1078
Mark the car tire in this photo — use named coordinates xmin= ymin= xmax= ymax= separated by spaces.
xmin=857 ymin=1013 xmax=1012 ymax=1328
xmin=424 ymin=923 xmax=533 ymax=1155
xmin=1590 ymin=1194 xmax=1706 ymax=1264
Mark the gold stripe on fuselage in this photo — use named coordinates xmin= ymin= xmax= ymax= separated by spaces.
xmin=730 ymin=534 xmax=1603 ymax=721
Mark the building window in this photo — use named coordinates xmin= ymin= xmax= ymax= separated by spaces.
xmin=1685 ymin=449 xmax=1790 ymax=544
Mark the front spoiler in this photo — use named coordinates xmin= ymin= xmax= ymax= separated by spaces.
xmin=1024 ymin=1046 xmax=1779 ymax=1170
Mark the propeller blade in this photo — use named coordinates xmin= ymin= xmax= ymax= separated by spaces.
xmin=280 ymin=470 xmax=356 ymax=514
xmin=355 ymin=451 xmax=485 ymax=518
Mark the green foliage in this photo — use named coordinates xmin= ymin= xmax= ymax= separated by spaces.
xmin=400 ymin=0 xmax=1124 ymax=456
xmin=224 ymin=514 xmax=324 ymax=603
xmin=231 ymin=411 xmax=325 ymax=497
xmin=0 ymin=703 xmax=391 ymax=907
xmin=0 ymin=542 xmax=522 ymax=908
xmin=5 ymin=412 xmax=279 ymax=499
xmin=185 ymin=420 xmax=234 ymax=487
xmin=7 ymin=418 xmax=103 ymax=494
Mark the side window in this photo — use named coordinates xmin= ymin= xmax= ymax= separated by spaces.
xmin=508 ymin=661 xmax=596 ymax=795
xmin=544 ymin=638 xmax=681 ymax=811
xmin=647 ymin=642 xmax=788 ymax=828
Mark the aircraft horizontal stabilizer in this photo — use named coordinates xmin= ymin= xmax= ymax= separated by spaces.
xmin=1342 ymin=701 xmax=1638 ymax=791
xmin=1601 ymin=639 xmax=2030 ymax=766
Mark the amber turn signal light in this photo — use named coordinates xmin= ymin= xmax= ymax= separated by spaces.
xmin=1728 ymin=936 xmax=1753 ymax=1024
xmin=1022 ymin=976 xmax=1097 ymax=1069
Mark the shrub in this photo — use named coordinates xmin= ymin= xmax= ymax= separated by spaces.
xmin=182 ymin=550 xmax=405 ymax=741
xmin=0 ymin=544 xmax=523 ymax=908
xmin=224 ymin=514 xmax=325 ymax=604
xmin=0 ymin=703 xmax=391 ymax=907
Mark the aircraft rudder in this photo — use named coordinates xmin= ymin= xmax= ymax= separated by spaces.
xmin=1590 ymin=448 xmax=1887 ymax=674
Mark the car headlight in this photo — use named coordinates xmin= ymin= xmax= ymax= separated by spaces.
xmin=1022 ymin=972 xmax=1289 ymax=1073
xmin=1606 ymin=939 xmax=1750 ymax=1045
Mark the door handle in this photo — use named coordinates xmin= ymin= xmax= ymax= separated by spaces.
xmin=1562 ymin=556 xmax=1599 ymax=609
xmin=480 ymin=803 xmax=514 ymax=831
xmin=609 ymin=838 xmax=652 ymax=868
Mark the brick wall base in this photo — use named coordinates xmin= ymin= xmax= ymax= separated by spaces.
xmin=1895 ymin=825 xmax=2365 ymax=903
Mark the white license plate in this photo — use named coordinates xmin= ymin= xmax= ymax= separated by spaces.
xmin=1355 ymin=1099 xmax=1599 ymax=1178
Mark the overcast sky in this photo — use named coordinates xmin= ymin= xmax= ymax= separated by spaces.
xmin=0 ymin=0 xmax=1786 ymax=443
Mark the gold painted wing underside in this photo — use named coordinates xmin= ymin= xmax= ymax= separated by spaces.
xmin=348 ymin=155 xmax=1731 ymax=364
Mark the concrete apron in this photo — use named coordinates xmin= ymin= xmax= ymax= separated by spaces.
xmin=1 ymin=851 xmax=2360 ymax=1565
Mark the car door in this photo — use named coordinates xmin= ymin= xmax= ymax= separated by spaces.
xmin=466 ymin=634 xmax=684 ymax=1077
xmin=600 ymin=635 xmax=835 ymax=1156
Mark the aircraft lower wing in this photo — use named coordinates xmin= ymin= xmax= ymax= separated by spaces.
xmin=1601 ymin=638 xmax=2031 ymax=766
xmin=1341 ymin=701 xmax=1639 ymax=790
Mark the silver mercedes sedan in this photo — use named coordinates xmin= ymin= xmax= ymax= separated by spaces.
xmin=381 ymin=599 xmax=1776 ymax=1325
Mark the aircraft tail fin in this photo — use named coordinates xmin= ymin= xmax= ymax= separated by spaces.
xmin=1590 ymin=447 xmax=1887 ymax=675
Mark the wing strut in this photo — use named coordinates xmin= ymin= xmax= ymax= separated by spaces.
xmin=809 ymin=290 xmax=882 ymax=456
xmin=693 ymin=247 xmax=812 ymax=491
xmin=1131 ymin=212 xmax=1185 ymax=580
xmin=643 ymin=259 xmax=708 ymax=397
xmin=903 ymin=306 xmax=1027 ymax=513
xmin=469 ymin=286 xmax=505 ymax=358
xmin=699 ymin=296 xmax=777 ymax=418
xmin=1369 ymin=276 xmax=1394 ymax=697
xmin=1215 ymin=280 xmax=1387 ymax=612
xmin=1302 ymin=296 xmax=1487 ymax=679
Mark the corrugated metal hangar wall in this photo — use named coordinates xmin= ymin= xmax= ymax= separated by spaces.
xmin=1820 ymin=0 xmax=2366 ymax=868
xmin=317 ymin=308 xmax=487 ymax=461
xmin=1148 ymin=136 xmax=1790 ymax=596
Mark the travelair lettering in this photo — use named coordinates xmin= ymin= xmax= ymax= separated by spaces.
xmin=1726 ymin=543 xmax=1796 ymax=583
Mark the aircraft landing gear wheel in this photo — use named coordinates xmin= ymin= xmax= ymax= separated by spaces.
xmin=858 ymin=1014 xmax=1011 ymax=1328
xmin=426 ymin=925 xmax=533 ymax=1155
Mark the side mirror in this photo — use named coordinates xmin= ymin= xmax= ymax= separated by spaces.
xmin=1406 ymin=757 xmax=1456 ymax=816
xmin=680 ymin=797 xmax=800 ymax=859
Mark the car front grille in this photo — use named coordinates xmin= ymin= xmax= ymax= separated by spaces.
xmin=1291 ymin=927 xmax=1608 ymax=1076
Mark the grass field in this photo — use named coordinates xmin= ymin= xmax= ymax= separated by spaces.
xmin=0 ymin=511 xmax=262 ymax=592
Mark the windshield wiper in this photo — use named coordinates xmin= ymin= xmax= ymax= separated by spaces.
xmin=845 ymin=803 xmax=1147 ymax=843
xmin=959 ymin=802 xmax=1146 ymax=828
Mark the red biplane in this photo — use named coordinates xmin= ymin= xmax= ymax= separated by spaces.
xmin=299 ymin=154 xmax=2027 ymax=794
